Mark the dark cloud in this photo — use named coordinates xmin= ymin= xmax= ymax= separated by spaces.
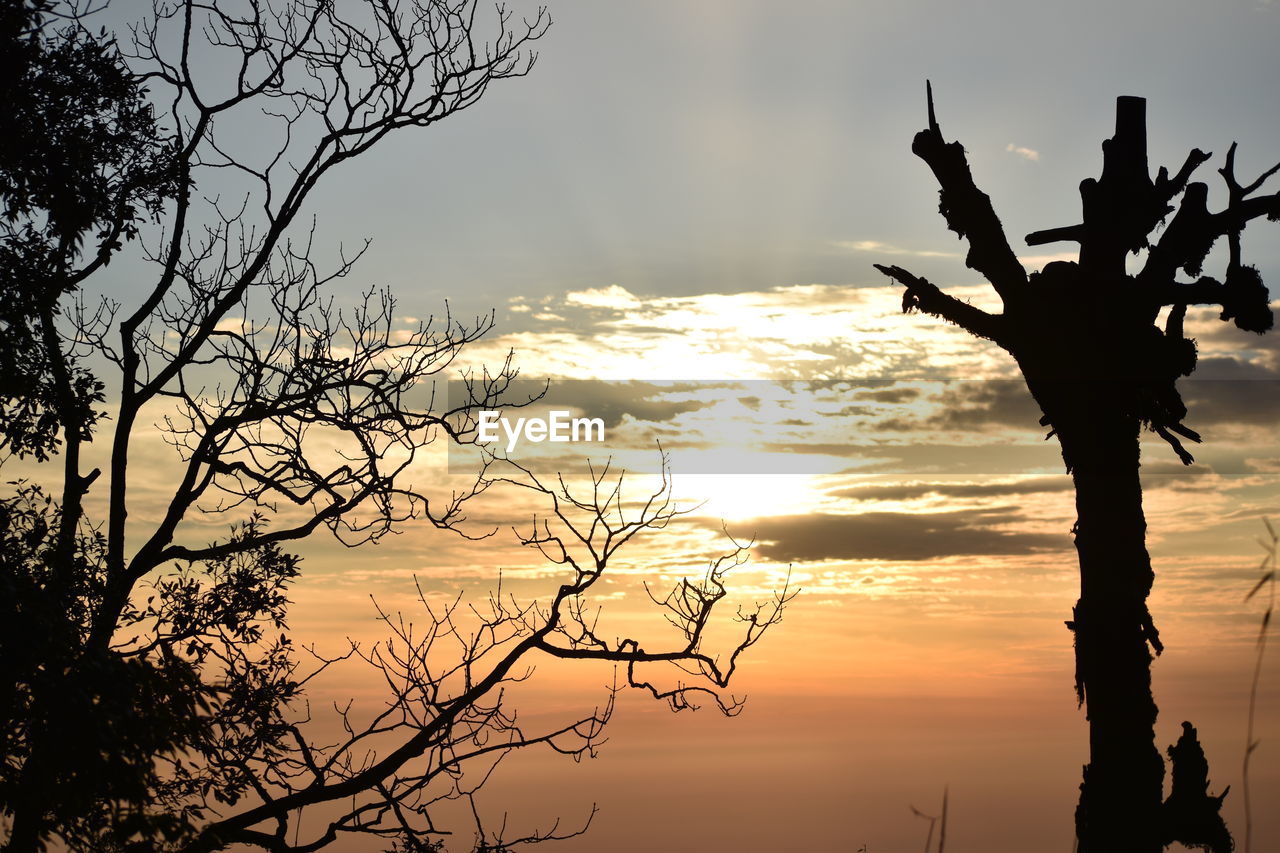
xmin=1191 ymin=356 xmax=1280 ymax=381
xmin=786 ymin=378 xmax=904 ymax=392
xmin=1127 ymin=316 xmax=1280 ymax=428
xmin=739 ymin=509 xmax=1066 ymax=562
xmin=871 ymin=417 xmax=922 ymax=432
xmin=1134 ymin=462 xmax=1221 ymax=493
xmin=1179 ymin=377 xmax=1280 ymax=427
xmin=929 ymin=380 xmax=1042 ymax=430
xmin=856 ymin=386 xmax=921 ymax=404
xmin=458 ymin=379 xmax=720 ymax=429
xmin=848 ymin=381 xmax=1043 ymax=434
xmin=849 ymin=373 xmax=1280 ymax=437
xmin=1191 ymin=318 xmax=1280 ymax=368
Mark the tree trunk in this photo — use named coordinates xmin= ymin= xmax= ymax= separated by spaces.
xmin=1055 ymin=402 xmax=1164 ymax=852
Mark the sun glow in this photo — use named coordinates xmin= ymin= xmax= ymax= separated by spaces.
xmin=674 ymin=471 xmax=826 ymax=523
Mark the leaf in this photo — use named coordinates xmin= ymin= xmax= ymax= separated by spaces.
xmin=1264 ymin=516 xmax=1276 ymax=541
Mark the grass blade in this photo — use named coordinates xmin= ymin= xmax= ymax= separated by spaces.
xmin=1246 ymin=571 xmax=1275 ymax=602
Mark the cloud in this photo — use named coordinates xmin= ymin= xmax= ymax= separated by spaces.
xmin=1192 ymin=356 xmax=1280 ymax=381
xmin=830 ymin=465 xmax=1213 ymax=504
xmin=929 ymin=381 xmax=1043 ymax=430
xmin=855 ymin=385 xmax=921 ymax=404
xmin=831 ymin=477 xmax=1073 ymax=502
xmin=1006 ymin=143 xmax=1040 ymax=162
xmin=1017 ymin=251 xmax=1078 ymax=268
xmin=1180 ymin=378 xmax=1280 ymax=427
xmin=758 ymin=441 xmax=1065 ymax=477
xmin=464 ymin=282 xmax=1018 ymax=381
xmin=835 ymin=240 xmax=961 ymax=259
xmin=530 ymin=379 xmax=719 ymax=428
xmin=1186 ymin=307 xmax=1280 ymax=378
xmin=564 ymin=284 xmax=642 ymax=310
xmin=855 ymin=380 xmax=1042 ymax=434
xmin=845 ymin=238 xmax=1071 ymax=272
xmin=742 ymin=509 xmax=1065 ymax=562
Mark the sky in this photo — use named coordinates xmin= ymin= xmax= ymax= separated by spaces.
xmin=55 ymin=0 xmax=1280 ymax=850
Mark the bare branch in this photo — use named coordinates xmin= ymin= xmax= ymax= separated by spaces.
xmin=873 ymin=263 xmax=1006 ymax=345
xmin=908 ymin=81 xmax=1028 ymax=301
xmin=178 ymin=455 xmax=791 ymax=850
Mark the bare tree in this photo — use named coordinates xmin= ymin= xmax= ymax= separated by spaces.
xmin=174 ymin=458 xmax=790 ymax=852
xmin=0 ymin=2 xmax=792 ymax=851
xmin=875 ymin=84 xmax=1275 ymax=853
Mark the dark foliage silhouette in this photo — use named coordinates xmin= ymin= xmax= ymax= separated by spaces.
xmin=1 ymin=0 xmax=178 ymax=453
xmin=0 ymin=2 xmax=791 ymax=850
xmin=2 ymin=2 xmax=186 ymax=844
xmin=876 ymin=84 xmax=1275 ymax=852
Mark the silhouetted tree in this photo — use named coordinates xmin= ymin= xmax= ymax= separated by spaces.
xmin=0 ymin=2 xmax=792 ymax=850
xmin=2 ymin=2 xmax=184 ymax=843
xmin=876 ymin=85 xmax=1275 ymax=853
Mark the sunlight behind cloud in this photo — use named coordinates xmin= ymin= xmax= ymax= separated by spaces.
xmin=677 ymin=472 xmax=826 ymax=522
xmin=471 ymin=282 xmax=1017 ymax=380
xmin=564 ymin=284 xmax=643 ymax=309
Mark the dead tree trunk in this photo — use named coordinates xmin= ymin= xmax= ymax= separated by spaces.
xmin=1059 ymin=407 xmax=1163 ymax=850
xmin=876 ymin=86 xmax=1276 ymax=852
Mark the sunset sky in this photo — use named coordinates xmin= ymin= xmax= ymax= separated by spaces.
xmin=66 ymin=0 xmax=1280 ymax=850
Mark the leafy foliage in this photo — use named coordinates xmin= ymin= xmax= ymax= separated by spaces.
xmin=0 ymin=0 xmax=178 ymax=460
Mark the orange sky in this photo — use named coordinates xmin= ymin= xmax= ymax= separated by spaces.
xmin=250 ymin=286 xmax=1280 ymax=850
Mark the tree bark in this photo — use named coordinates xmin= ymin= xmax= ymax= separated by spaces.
xmin=1056 ymin=405 xmax=1164 ymax=853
